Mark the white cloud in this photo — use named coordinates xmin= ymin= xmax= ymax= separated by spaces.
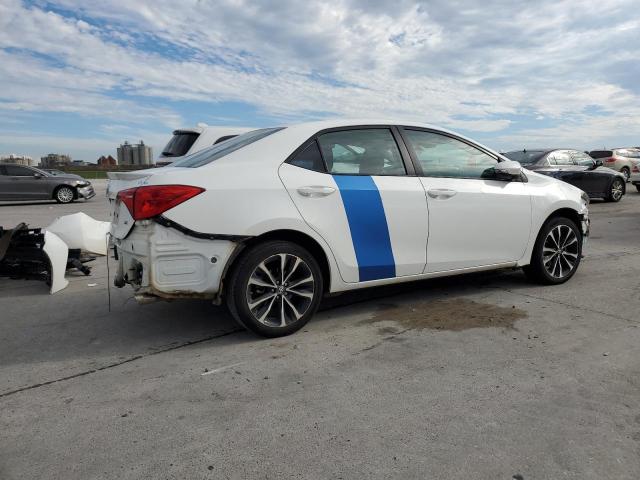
xmin=0 ymin=0 xmax=639 ymax=160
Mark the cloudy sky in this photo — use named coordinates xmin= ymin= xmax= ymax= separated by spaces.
xmin=1 ymin=0 xmax=639 ymax=162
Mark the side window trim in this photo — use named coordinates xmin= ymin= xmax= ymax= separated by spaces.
xmin=397 ymin=126 xmax=506 ymax=181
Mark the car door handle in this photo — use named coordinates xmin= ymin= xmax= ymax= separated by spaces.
xmin=297 ymin=186 xmax=336 ymax=198
xmin=427 ymin=188 xmax=457 ymax=199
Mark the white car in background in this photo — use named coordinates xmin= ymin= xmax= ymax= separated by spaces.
xmin=108 ymin=120 xmax=590 ymax=337
xmin=156 ymin=123 xmax=253 ymax=166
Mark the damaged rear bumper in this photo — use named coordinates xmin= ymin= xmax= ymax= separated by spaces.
xmin=112 ymin=220 xmax=239 ymax=302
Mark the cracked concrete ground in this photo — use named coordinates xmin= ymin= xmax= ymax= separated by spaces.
xmin=1 ymin=181 xmax=639 ymax=479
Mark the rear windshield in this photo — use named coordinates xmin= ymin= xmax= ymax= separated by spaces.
xmin=162 ymin=132 xmax=200 ymax=157
xmin=589 ymin=150 xmax=612 ymax=159
xmin=503 ymin=150 xmax=545 ymax=164
xmin=171 ymin=128 xmax=284 ymax=168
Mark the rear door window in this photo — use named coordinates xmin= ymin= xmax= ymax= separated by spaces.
xmin=614 ymin=149 xmax=640 ymax=158
xmin=287 ymin=141 xmax=326 ymax=172
xmin=5 ymin=165 xmax=34 ymax=176
xmin=316 ymin=129 xmax=406 ymax=176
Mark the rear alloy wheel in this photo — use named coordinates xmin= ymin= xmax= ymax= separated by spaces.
xmin=523 ymin=217 xmax=582 ymax=285
xmin=226 ymin=241 xmax=323 ymax=337
xmin=620 ymin=167 xmax=630 ymax=182
xmin=55 ymin=186 xmax=74 ymax=204
xmin=607 ymin=178 xmax=624 ymax=202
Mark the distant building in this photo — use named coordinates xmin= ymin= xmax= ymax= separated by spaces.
xmin=72 ymin=160 xmax=89 ymax=166
xmin=0 ymin=154 xmax=33 ymax=166
xmin=40 ymin=153 xmax=72 ymax=168
xmin=97 ymin=155 xmax=117 ymax=167
xmin=117 ymin=140 xmax=153 ymax=166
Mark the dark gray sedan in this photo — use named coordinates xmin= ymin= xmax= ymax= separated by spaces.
xmin=0 ymin=164 xmax=95 ymax=203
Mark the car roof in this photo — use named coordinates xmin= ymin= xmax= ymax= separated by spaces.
xmin=278 ymin=118 xmax=504 ymax=157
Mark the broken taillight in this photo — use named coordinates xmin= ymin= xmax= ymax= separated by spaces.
xmin=117 ymin=185 xmax=205 ymax=220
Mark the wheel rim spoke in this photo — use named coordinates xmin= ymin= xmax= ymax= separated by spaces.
xmin=287 ymin=288 xmax=313 ymax=299
xmin=258 ymin=261 xmax=278 ymax=286
xmin=284 ymin=296 xmax=303 ymax=321
xmin=248 ymin=277 xmax=275 ymax=288
xmin=283 ymin=257 xmax=301 ymax=283
xmin=280 ymin=297 xmax=286 ymax=327
xmin=257 ymin=296 xmax=277 ymax=322
xmin=248 ymin=292 xmax=276 ymax=310
xmin=288 ymin=275 xmax=313 ymax=289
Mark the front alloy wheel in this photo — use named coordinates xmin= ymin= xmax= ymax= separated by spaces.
xmin=55 ymin=186 xmax=74 ymax=204
xmin=227 ymin=241 xmax=323 ymax=337
xmin=541 ymin=224 xmax=580 ymax=279
xmin=524 ymin=217 xmax=582 ymax=285
xmin=607 ymin=178 xmax=624 ymax=202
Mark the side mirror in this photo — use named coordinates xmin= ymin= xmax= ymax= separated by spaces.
xmin=33 ymin=173 xmax=43 ymax=178
xmin=495 ymin=159 xmax=523 ymax=178
xmin=593 ymin=159 xmax=603 ymax=168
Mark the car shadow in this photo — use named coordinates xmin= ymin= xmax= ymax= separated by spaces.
xmin=0 ymin=268 xmax=527 ymax=374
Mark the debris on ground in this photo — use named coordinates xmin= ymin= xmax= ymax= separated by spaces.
xmin=1 ymin=212 xmax=108 ymax=293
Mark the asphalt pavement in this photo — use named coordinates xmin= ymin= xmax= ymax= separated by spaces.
xmin=1 ymin=180 xmax=639 ymax=479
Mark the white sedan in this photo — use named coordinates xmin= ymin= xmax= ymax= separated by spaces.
xmin=108 ymin=120 xmax=590 ymax=337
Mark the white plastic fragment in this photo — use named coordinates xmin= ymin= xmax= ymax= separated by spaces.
xmin=46 ymin=212 xmax=110 ymax=256
xmin=42 ymin=231 xmax=69 ymax=294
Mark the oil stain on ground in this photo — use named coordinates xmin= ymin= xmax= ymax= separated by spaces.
xmin=364 ymin=298 xmax=527 ymax=332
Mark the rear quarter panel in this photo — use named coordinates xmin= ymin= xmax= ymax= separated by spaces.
xmin=156 ymin=161 xmax=345 ymax=292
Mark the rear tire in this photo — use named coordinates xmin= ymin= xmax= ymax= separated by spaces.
xmin=607 ymin=178 xmax=625 ymax=202
xmin=54 ymin=186 xmax=75 ymax=204
xmin=635 ymin=185 xmax=640 ymax=193
xmin=226 ymin=241 xmax=323 ymax=337
xmin=523 ymin=216 xmax=582 ymax=285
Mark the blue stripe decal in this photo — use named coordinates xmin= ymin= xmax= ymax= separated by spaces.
xmin=333 ymin=175 xmax=396 ymax=281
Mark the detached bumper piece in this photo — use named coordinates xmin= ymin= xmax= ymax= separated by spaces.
xmin=0 ymin=224 xmax=96 ymax=293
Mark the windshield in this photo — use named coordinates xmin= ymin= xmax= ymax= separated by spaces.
xmin=162 ymin=132 xmax=200 ymax=157
xmin=503 ymin=150 xmax=545 ymax=165
xmin=171 ymin=128 xmax=284 ymax=168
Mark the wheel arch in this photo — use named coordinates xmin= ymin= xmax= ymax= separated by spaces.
xmin=220 ymin=229 xmax=333 ymax=300
xmin=519 ymin=206 xmax=584 ymax=267
xmin=544 ymin=207 xmax=583 ymax=227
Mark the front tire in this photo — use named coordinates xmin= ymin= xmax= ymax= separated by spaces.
xmin=226 ymin=241 xmax=323 ymax=337
xmin=523 ymin=217 xmax=582 ymax=285
xmin=607 ymin=178 xmax=625 ymax=202
xmin=54 ymin=186 xmax=75 ymax=204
